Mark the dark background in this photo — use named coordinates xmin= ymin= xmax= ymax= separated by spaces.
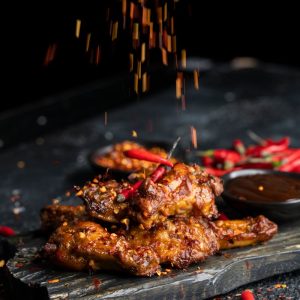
xmin=3 ymin=2 xmax=299 ymax=113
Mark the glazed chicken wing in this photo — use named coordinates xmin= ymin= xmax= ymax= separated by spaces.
xmin=40 ymin=204 xmax=88 ymax=231
xmin=43 ymin=217 xmax=218 ymax=276
xmin=78 ymin=163 xmax=222 ymax=228
xmin=129 ymin=163 xmax=222 ymax=228
xmin=77 ymin=178 xmax=130 ymax=223
xmin=215 ymin=215 xmax=278 ymax=249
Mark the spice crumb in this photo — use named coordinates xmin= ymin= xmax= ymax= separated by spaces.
xmin=48 ymin=279 xmax=60 ymax=284
xmin=0 ymin=260 xmax=5 ymax=268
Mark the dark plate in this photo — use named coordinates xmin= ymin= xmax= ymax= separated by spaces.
xmin=89 ymin=140 xmax=185 ymax=179
xmin=222 ymin=169 xmax=300 ymax=222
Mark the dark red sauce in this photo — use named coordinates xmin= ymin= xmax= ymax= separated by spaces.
xmin=225 ymin=174 xmax=300 ymax=202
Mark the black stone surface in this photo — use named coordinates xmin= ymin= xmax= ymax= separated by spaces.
xmin=1 ymin=60 xmax=300 ymax=299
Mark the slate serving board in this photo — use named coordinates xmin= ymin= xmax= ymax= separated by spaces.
xmin=4 ymin=219 xmax=300 ymax=300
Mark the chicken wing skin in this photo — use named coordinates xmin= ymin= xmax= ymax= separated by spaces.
xmin=78 ymin=163 xmax=222 ymax=228
xmin=215 ymin=215 xmax=278 ymax=249
xmin=78 ymin=178 xmax=130 ymax=223
xmin=40 ymin=205 xmax=88 ymax=231
xmin=43 ymin=217 xmax=218 ymax=276
xmin=130 ymin=163 xmax=222 ymax=228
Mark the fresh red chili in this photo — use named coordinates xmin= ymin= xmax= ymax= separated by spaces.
xmin=239 ymin=162 xmax=274 ymax=169
xmin=204 ymin=167 xmax=231 ymax=177
xmin=202 ymin=156 xmax=214 ymax=167
xmin=246 ymin=137 xmax=290 ymax=157
xmin=233 ymin=139 xmax=246 ymax=155
xmin=217 ymin=212 xmax=229 ymax=221
xmin=279 ymin=158 xmax=300 ymax=172
xmin=241 ymin=289 xmax=255 ymax=300
xmin=124 ymin=149 xmax=173 ymax=167
xmin=117 ymin=165 xmax=167 ymax=202
xmin=0 ymin=226 xmax=15 ymax=237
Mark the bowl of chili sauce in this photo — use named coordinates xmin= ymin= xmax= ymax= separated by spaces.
xmin=222 ymin=169 xmax=300 ymax=221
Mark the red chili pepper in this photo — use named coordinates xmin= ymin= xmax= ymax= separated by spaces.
xmin=287 ymin=165 xmax=300 ymax=173
xmin=217 ymin=212 xmax=229 ymax=221
xmin=233 ymin=139 xmax=246 ymax=155
xmin=202 ymin=156 xmax=214 ymax=167
xmin=0 ymin=226 xmax=15 ymax=237
xmin=124 ymin=149 xmax=173 ymax=167
xmin=117 ymin=166 xmax=167 ymax=202
xmin=239 ymin=162 xmax=274 ymax=169
xmin=204 ymin=167 xmax=231 ymax=177
xmin=246 ymin=137 xmax=290 ymax=157
xmin=241 ymin=289 xmax=255 ymax=300
xmin=279 ymin=158 xmax=300 ymax=172
xmin=150 ymin=165 xmax=166 ymax=182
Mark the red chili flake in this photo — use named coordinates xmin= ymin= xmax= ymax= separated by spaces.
xmin=245 ymin=261 xmax=252 ymax=270
xmin=241 ymin=289 xmax=255 ymax=300
xmin=0 ymin=226 xmax=16 ymax=237
xmin=48 ymin=279 xmax=60 ymax=284
xmin=15 ymin=263 xmax=24 ymax=268
xmin=93 ymin=278 xmax=102 ymax=289
xmin=217 ymin=213 xmax=229 ymax=221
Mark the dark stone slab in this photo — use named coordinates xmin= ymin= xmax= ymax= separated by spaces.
xmin=5 ymin=219 xmax=300 ymax=299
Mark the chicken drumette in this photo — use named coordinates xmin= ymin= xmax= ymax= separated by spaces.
xmin=78 ymin=163 xmax=222 ymax=228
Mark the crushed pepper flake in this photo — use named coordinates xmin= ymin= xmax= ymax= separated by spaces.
xmin=0 ymin=260 xmax=5 ymax=268
xmin=48 ymin=278 xmax=60 ymax=284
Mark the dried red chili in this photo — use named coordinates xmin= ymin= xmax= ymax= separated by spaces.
xmin=241 ymin=289 xmax=255 ymax=300
xmin=124 ymin=149 xmax=173 ymax=167
xmin=0 ymin=226 xmax=15 ymax=237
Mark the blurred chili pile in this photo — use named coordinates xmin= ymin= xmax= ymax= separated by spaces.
xmin=198 ymin=136 xmax=300 ymax=177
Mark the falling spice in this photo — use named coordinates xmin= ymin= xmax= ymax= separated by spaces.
xmin=104 ymin=111 xmax=108 ymax=126
xmin=132 ymin=130 xmax=138 ymax=137
xmin=93 ymin=278 xmax=102 ymax=289
xmin=181 ymin=49 xmax=187 ymax=69
xmin=112 ymin=21 xmax=118 ymax=41
xmin=193 ymin=69 xmax=199 ymax=90
xmin=75 ymin=19 xmax=81 ymax=38
xmin=17 ymin=161 xmax=26 ymax=169
xmin=86 ymin=33 xmax=91 ymax=52
xmin=0 ymin=260 xmax=5 ymax=268
xmin=190 ymin=126 xmax=198 ymax=149
xmin=48 ymin=279 xmax=60 ymax=284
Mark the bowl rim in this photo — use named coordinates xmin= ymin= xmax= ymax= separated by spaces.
xmin=222 ymin=169 xmax=300 ymax=206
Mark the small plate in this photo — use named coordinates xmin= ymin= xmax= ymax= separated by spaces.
xmin=89 ymin=140 xmax=185 ymax=179
xmin=222 ymin=169 xmax=300 ymax=222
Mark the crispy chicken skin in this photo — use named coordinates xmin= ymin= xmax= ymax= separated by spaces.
xmin=40 ymin=205 xmax=88 ymax=231
xmin=43 ymin=217 xmax=218 ymax=276
xmin=215 ymin=215 xmax=278 ymax=249
xmin=78 ymin=178 xmax=130 ymax=223
xmin=78 ymin=163 xmax=222 ymax=228
xmin=130 ymin=163 xmax=222 ymax=228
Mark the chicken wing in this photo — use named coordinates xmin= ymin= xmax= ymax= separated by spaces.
xmin=215 ymin=215 xmax=278 ymax=249
xmin=129 ymin=163 xmax=222 ymax=228
xmin=78 ymin=163 xmax=222 ymax=228
xmin=43 ymin=217 xmax=218 ymax=276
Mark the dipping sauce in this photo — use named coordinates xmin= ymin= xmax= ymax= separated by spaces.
xmin=225 ymin=174 xmax=300 ymax=202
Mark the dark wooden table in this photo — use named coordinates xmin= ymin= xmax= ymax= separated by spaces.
xmin=1 ymin=60 xmax=300 ymax=299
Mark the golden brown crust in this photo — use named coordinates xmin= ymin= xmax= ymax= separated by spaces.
xmin=78 ymin=179 xmax=130 ymax=223
xmin=130 ymin=163 xmax=222 ymax=228
xmin=40 ymin=205 xmax=88 ymax=231
xmin=43 ymin=217 xmax=219 ymax=276
xmin=215 ymin=215 xmax=278 ymax=249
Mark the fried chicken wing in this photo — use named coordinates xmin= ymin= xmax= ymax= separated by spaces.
xmin=78 ymin=163 xmax=222 ymax=228
xmin=215 ymin=215 xmax=278 ymax=249
xmin=130 ymin=163 xmax=222 ymax=228
xmin=78 ymin=179 xmax=130 ymax=223
xmin=40 ymin=205 xmax=88 ymax=231
xmin=43 ymin=217 xmax=218 ymax=276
